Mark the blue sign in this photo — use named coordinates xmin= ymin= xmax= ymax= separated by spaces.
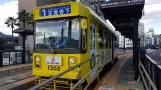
xmin=148 ymin=42 xmax=152 ymax=47
xmin=40 ymin=5 xmax=71 ymax=16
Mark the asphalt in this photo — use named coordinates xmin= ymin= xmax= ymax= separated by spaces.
xmin=146 ymin=49 xmax=161 ymax=63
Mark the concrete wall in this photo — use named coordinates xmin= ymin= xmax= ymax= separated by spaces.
xmin=37 ymin=0 xmax=69 ymax=6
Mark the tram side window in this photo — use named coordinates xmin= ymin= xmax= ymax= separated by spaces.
xmin=104 ymin=32 xmax=108 ymax=49
xmin=81 ymin=29 xmax=87 ymax=50
xmin=99 ymin=28 xmax=104 ymax=49
xmin=90 ymin=26 xmax=92 ymax=49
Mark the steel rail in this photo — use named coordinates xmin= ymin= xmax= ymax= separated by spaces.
xmin=28 ymin=55 xmax=99 ymax=90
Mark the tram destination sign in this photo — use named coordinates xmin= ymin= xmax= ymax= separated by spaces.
xmin=101 ymin=0 xmax=144 ymax=8
xmin=40 ymin=5 xmax=71 ymax=16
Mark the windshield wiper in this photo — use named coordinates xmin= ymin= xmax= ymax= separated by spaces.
xmin=48 ymin=44 xmax=55 ymax=54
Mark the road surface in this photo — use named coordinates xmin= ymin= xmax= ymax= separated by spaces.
xmin=146 ymin=49 xmax=161 ymax=63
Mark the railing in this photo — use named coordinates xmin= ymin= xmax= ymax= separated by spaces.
xmin=139 ymin=49 xmax=161 ymax=90
xmin=70 ymin=62 xmax=102 ymax=90
xmin=28 ymin=55 xmax=101 ymax=90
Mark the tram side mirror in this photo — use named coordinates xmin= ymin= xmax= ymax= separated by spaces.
xmin=81 ymin=19 xmax=87 ymax=29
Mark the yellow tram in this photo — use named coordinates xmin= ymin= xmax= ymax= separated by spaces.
xmin=33 ymin=1 xmax=118 ymax=89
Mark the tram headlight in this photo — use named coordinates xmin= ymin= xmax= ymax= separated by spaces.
xmin=69 ymin=57 xmax=76 ymax=64
xmin=36 ymin=56 xmax=40 ymax=62
xmin=35 ymin=56 xmax=41 ymax=68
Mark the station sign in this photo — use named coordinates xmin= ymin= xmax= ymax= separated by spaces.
xmin=40 ymin=5 xmax=71 ymax=16
xmin=101 ymin=0 xmax=144 ymax=8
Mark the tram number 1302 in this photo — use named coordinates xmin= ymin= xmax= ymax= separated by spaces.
xmin=48 ymin=66 xmax=60 ymax=71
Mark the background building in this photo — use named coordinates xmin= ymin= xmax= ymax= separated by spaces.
xmin=118 ymin=32 xmax=133 ymax=48
xmin=0 ymin=32 xmax=19 ymax=50
xmin=153 ymin=35 xmax=160 ymax=46
xmin=144 ymin=28 xmax=154 ymax=48
xmin=138 ymin=22 xmax=144 ymax=48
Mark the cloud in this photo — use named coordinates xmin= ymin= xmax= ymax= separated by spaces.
xmin=0 ymin=0 xmax=18 ymax=36
xmin=145 ymin=0 xmax=161 ymax=5
xmin=144 ymin=3 xmax=161 ymax=15
xmin=140 ymin=1 xmax=161 ymax=34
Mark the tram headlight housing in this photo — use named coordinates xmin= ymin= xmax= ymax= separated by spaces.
xmin=69 ymin=57 xmax=76 ymax=64
xmin=35 ymin=56 xmax=41 ymax=68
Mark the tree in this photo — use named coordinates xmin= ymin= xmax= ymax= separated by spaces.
xmin=4 ymin=17 xmax=19 ymax=44
xmin=17 ymin=9 xmax=30 ymax=64
xmin=17 ymin=9 xmax=30 ymax=29
xmin=27 ymin=14 xmax=35 ymax=50
xmin=27 ymin=14 xmax=35 ymax=30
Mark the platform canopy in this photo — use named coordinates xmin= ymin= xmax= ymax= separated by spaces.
xmin=91 ymin=0 xmax=145 ymax=39
xmin=13 ymin=28 xmax=34 ymax=36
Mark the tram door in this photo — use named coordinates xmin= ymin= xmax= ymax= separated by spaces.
xmin=90 ymin=24 xmax=97 ymax=80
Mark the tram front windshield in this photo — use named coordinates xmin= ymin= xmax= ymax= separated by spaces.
xmin=35 ymin=18 xmax=80 ymax=50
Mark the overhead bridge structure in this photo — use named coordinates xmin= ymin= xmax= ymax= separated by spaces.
xmin=91 ymin=0 xmax=145 ymax=79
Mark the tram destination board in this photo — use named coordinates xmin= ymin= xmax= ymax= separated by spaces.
xmin=40 ymin=5 xmax=71 ymax=16
xmin=101 ymin=0 xmax=144 ymax=8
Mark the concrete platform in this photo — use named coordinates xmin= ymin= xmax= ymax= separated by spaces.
xmin=0 ymin=71 xmax=33 ymax=87
xmin=0 ymin=76 xmax=38 ymax=90
xmin=0 ymin=68 xmax=38 ymax=90
xmin=97 ymin=53 xmax=144 ymax=90
xmin=0 ymin=64 xmax=37 ymax=90
xmin=0 ymin=64 xmax=32 ymax=77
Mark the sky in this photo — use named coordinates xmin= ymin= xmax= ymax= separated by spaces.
xmin=0 ymin=0 xmax=161 ymax=35
xmin=140 ymin=0 xmax=161 ymax=34
xmin=0 ymin=0 xmax=18 ymax=36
